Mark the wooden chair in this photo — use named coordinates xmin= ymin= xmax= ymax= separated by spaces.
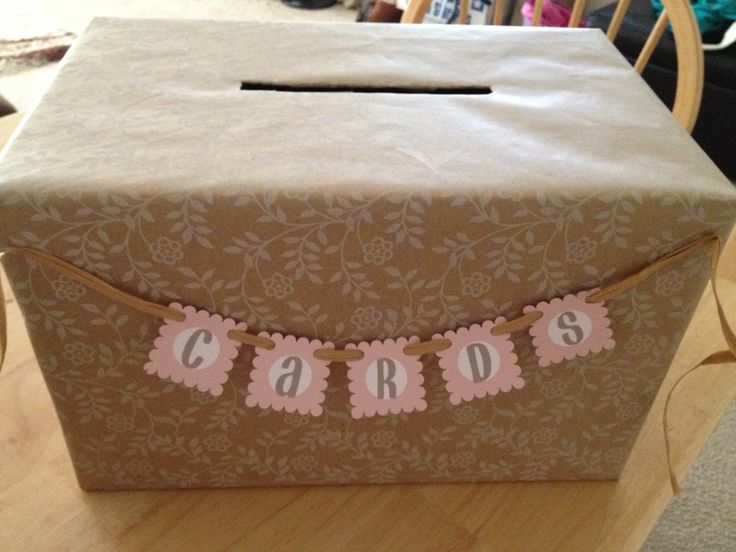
xmin=400 ymin=0 xmax=704 ymax=133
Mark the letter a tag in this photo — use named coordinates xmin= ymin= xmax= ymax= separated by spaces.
xmin=246 ymin=333 xmax=332 ymax=416
xmin=345 ymin=337 xmax=427 ymax=419
xmin=435 ymin=319 xmax=524 ymax=405
xmin=525 ymin=290 xmax=615 ymax=367
xmin=145 ymin=303 xmax=247 ymax=396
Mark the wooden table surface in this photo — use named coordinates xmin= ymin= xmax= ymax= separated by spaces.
xmin=1 ymin=111 xmax=735 ymax=551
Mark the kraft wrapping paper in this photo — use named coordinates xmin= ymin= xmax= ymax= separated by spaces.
xmin=0 ymin=18 xmax=734 ymax=489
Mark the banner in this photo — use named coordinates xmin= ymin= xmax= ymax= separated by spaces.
xmin=145 ymin=291 xmax=615 ymax=418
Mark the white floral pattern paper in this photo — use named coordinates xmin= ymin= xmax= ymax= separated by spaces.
xmin=0 ymin=18 xmax=735 ymax=489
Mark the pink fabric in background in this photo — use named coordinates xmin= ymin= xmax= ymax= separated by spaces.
xmin=521 ymin=0 xmax=586 ymax=27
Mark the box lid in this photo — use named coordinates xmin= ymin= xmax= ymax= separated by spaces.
xmin=0 ymin=17 xmax=732 ymax=197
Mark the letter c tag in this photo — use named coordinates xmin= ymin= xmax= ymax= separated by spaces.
xmin=435 ymin=319 xmax=524 ymax=405
xmin=145 ymin=303 xmax=247 ymax=396
xmin=345 ymin=337 xmax=427 ymax=419
xmin=525 ymin=290 xmax=615 ymax=367
xmin=246 ymin=333 xmax=331 ymax=416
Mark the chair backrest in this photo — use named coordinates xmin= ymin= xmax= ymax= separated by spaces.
xmin=400 ymin=0 xmax=703 ymax=132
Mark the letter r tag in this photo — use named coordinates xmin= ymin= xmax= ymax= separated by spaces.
xmin=145 ymin=303 xmax=247 ymax=396
xmin=525 ymin=290 xmax=615 ymax=367
xmin=345 ymin=337 xmax=427 ymax=419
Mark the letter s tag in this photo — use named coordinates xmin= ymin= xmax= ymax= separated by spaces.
xmin=145 ymin=303 xmax=247 ymax=396
xmin=435 ymin=319 xmax=524 ymax=405
xmin=524 ymin=290 xmax=615 ymax=367
xmin=345 ymin=337 xmax=427 ymax=419
xmin=246 ymin=333 xmax=331 ymax=416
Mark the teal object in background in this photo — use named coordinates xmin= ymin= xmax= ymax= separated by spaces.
xmin=652 ymin=0 xmax=736 ymax=36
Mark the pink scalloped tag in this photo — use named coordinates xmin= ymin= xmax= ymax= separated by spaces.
xmin=434 ymin=318 xmax=524 ymax=405
xmin=144 ymin=303 xmax=247 ymax=396
xmin=345 ymin=337 xmax=427 ymax=419
xmin=524 ymin=290 xmax=615 ymax=367
xmin=245 ymin=333 xmax=331 ymax=416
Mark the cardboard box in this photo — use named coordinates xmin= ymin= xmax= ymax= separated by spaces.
xmin=0 ymin=18 xmax=734 ymax=489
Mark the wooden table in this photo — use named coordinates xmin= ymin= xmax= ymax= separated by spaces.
xmin=1 ymin=111 xmax=735 ymax=551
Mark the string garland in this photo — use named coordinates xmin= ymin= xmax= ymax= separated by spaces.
xmin=1 ymin=233 xmax=719 ymax=362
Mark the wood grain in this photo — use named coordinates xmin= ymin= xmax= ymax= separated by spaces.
xmin=568 ymin=0 xmax=588 ymax=27
xmin=400 ymin=0 xmax=432 ymax=23
xmin=459 ymin=0 xmax=469 ymax=24
xmin=532 ymin=0 xmax=544 ymax=26
xmin=1 ymin=131 xmax=735 ymax=550
xmin=492 ymin=0 xmax=506 ymax=25
xmin=634 ymin=11 xmax=669 ymax=74
xmin=606 ymin=0 xmax=631 ymax=41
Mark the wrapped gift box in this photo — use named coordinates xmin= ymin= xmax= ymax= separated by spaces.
xmin=0 ymin=18 xmax=734 ymax=490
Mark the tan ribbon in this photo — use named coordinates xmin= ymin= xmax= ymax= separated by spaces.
xmin=0 ymin=233 xmax=733 ymax=495
xmin=662 ymin=235 xmax=736 ymax=495
xmin=0 ymin=276 xmax=6 ymax=372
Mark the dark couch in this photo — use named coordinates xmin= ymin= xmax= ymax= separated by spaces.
xmin=587 ymin=0 xmax=736 ymax=178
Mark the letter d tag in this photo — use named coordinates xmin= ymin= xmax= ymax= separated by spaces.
xmin=435 ymin=319 xmax=524 ymax=405
xmin=346 ymin=337 xmax=427 ymax=419
xmin=525 ymin=290 xmax=615 ymax=367
xmin=145 ymin=303 xmax=247 ymax=396
xmin=246 ymin=333 xmax=331 ymax=416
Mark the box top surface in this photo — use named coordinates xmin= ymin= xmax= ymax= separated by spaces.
xmin=0 ymin=17 xmax=733 ymax=199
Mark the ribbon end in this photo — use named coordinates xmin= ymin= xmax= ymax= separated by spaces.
xmin=668 ymin=469 xmax=681 ymax=496
xmin=0 ymin=274 xmax=6 ymax=374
